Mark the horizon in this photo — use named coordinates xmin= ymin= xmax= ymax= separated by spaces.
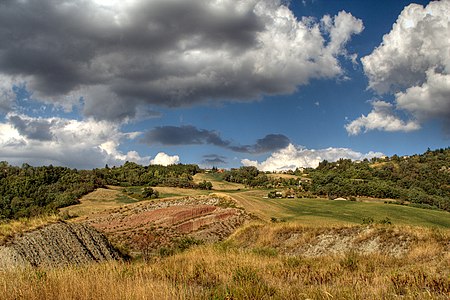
xmin=2 ymin=146 xmax=446 ymax=172
xmin=0 ymin=0 xmax=449 ymax=170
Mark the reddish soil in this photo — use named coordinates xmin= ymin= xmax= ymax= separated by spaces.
xmin=79 ymin=196 xmax=251 ymax=256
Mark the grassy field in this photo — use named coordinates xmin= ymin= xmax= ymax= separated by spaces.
xmin=266 ymin=173 xmax=300 ymax=180
xmin=228 ymin=190 xmax=450 ymax=228
xmin=2 ymin=231 xmax=449 ymax=299
xmin=193 ymin=173 xmax=246 ymax=191
xmin=59 ymin=187 xmax=140 ymax=218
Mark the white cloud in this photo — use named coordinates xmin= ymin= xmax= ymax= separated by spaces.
xmin=150 ymin=152 xmax=180 ymax=166
xmin=0 ymin=0 xmax=363 ymax=121
xmin=356 ymin=0 xmax=450 ymax=132
xmin=0 ymin=114 xmax=149 ymax=168
xmin=322 ymin=11 xmax=364 ymax=58
xmin=345 ymin=100 xmax=420 ymax=135
xmin=241 ymin=144 xmax=383 ymax=171
xmin=395 ymin=70 xmax=450 ymax=120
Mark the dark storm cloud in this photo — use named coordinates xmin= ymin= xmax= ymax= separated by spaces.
xmin=0 ymin=0 xmax=363 ymax=121
xmin=141 ymin=125 xmax=290 ymax=154
xmin=8 ymin=115 xmax=54 ymax=141
xmin=230 ymin=134 xmax=291 ymax=154
xmin=202 ymin=154 xmax=227 ymax=166
xmin=141 ymin=125 xmax=230 ymax=147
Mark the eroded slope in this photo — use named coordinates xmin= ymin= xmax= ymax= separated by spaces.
xmin=0 ymin=222 xmax=120 ymax=269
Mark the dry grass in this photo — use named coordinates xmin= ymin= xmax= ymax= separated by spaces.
xmin=59 ymin=187 xmax=135 ymax=218
xmin=193 ymin=173 xmax=245 ymax=190
xmin=2 ymin=186 xmax=449 ymax=299
xmin=229 ymin=222 xmax=450 ymax=258
xmin=0 ymin=214 xmax=61 ymax=246
xmin=266 ymin=173 xmax=300 ymax=180
xmin=153 ymin=186 xmax=210 ymax=197
xmin=1 ymin=236 xmax=449 ymax=299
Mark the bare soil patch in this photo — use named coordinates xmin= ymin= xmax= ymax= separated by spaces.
xmin=79 ymin=196 xmax=251 ymax=256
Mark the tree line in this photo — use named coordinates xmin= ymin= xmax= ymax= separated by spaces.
xmin=222 ymin=148 xmax=450 ymax=211
xmin=0 ymin=162 xmax=206 ymax=220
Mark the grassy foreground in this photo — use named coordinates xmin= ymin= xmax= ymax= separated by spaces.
xmin=1 ymin=223 xmax=449 ymax=300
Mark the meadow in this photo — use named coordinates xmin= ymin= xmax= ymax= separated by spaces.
xmin=1 ymin=223 xmax=449 ymax=300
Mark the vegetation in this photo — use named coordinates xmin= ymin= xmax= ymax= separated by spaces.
xmin=307 ymin=148 xmax=450 ymax=211
xmin=223 ymin=148 xmax=450 ymax=212
xmin=1 ymin=149 xmax=450 ymax=299
xmin=98 ymin=162 xmax=201 ymax=187
xmin=0 ymin=162 xmax=102 ymax=219
xmin=0 ymin=162 xmax=204 ymax=220
xmin=232 ymin=190 xmax=450 ymax=228
xmin=1 ymin=147 xmax=449 ymax=221
xmin=1 ymin=224 xmax=449 ymax=299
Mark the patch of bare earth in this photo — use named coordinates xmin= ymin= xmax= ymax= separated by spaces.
xmin=79 ymin=196 xmax=251 ymax=256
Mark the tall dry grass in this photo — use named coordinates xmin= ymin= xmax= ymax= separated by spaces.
xmin=1 ymin=231 xmax=449 ymax=300
xmin=0 ymin=214 xmax=61 ymax=245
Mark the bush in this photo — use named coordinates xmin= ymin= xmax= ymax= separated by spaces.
xmin=142 ymin=187 xmax=159 ymax=199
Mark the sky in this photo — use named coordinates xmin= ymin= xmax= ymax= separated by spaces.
xmin=0 ymin=0 xmax=449 ymax=170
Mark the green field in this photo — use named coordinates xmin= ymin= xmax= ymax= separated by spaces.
xmin=61 ymin=173 xmax=450 ymax=228
xmin=225 ymin=189 xmax=450 ymax=228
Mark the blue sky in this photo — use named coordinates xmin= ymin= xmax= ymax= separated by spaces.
xmin=0 ymin=0 xmax=448 ymax=170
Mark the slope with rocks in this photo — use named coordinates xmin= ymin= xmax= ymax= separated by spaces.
xmin=0 ymin=222 xmax=120 ymax=270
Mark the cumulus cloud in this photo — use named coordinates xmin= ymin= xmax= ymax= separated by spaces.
xmin=8 ymin=114 xmax=55 ymax=141
xmin=395 ymin=70 xmax=450 ymax=122
xmin=0 ymin=114 xmax=149 ymax=168
xmin=150 ymin=152 xmax=180 ymax=166
xmin=242 ymin=144 xmax=383 ymax=171
xmin=355 ymin=0 xmax=450 ymax=133
xmin=141 ymin=125 xmax=290 ymax=154
xmin=345 ymin=100 xmax=420 ymax=135
xmin=0 ymin=0 xmax=363 ymax=121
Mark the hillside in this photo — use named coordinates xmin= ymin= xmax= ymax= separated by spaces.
xmin=76 ymin=195 xmax=251 ymax=258
xmin=1 ymin=222 xmax=449 ymax=299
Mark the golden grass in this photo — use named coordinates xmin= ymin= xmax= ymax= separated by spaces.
xmin=2 ymin=238 xmax=448 ymax=300
xmin=266 ymin=173 xmax=300 ymax=180
xmin=59 ymin=187 xmax=133 ymax=218
xmin=193 ymin=173 xmax=246 ymax=191
xmin=0 ymin=214 xmax=61 ymax=245
xmin=153 ymin=186 xmax=210 ymax=197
